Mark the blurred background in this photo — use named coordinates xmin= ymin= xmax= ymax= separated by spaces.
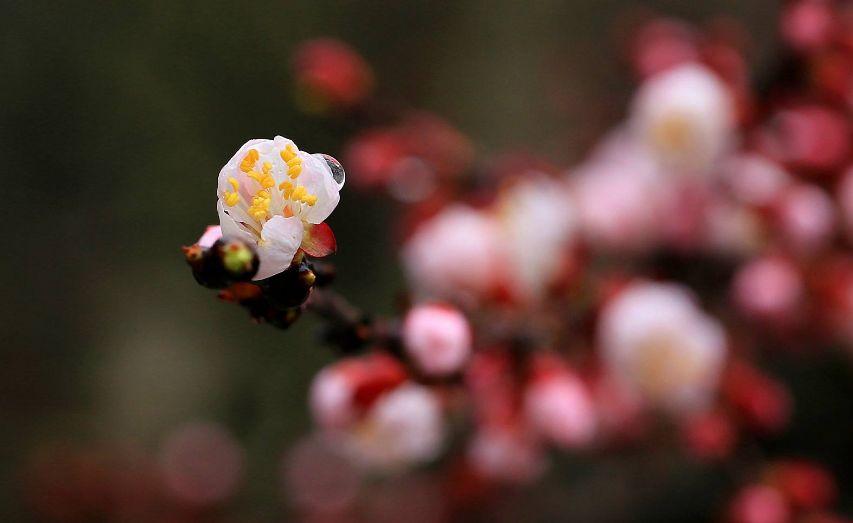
xmin=6 ymin=0 xmax=853 ymax=521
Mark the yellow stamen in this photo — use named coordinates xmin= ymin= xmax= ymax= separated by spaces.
xmin=227 ymin=177 xmax=240 ymax=191
xmin=288 ymin=163 xmax=302 ymax=179
xmin=247 ymin=189 xmax=272 ymax=222
xmin=279 ymin=180 xmax=294 ymax=199
xmin=280 ymin=144 xmax=297 ymax=162
xmin=262 ymin=161 xmax=273 ymax=175
xmin=224 ymin=192 xmax=240 ymax=207
xmin=248 ymin=169 xmax=275 ymax=189
xmin=240 ymin=149 xmax=259 ymax=172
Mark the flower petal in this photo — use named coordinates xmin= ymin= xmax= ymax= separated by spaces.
xmin=299 ymin=153 xmax=341 ymax=224
xmin=197 ymin=225 xmax=223 ymax=248
xmin=217 ymin=201 xmax=255 ymax=243
xmin=301 ymin=222 xmax=337 ymax=257
xmin=254 ymin=215 xmax=304 ymax=280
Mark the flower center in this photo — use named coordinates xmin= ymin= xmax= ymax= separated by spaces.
xmin=222 ymin=145 xmax=319 ymax=235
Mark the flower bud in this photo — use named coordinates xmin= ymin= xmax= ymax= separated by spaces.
xmin=183 ymin=235 xmax=259 ymax=289
xmin=728 ymin=485 xmax=790 ymax=523
xmin=260 ymin=258 xmax=316 ymax=308
xmin=402 ymin=304 xmax=472 ymax=377
xmin=211 ymin=238 xmax=260 ymax=281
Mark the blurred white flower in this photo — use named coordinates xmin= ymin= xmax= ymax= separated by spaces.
xmin=402 ymin=304 xmax=472 ymax=377
xmin=217 ymin=136 xmax=343 ymax=280
xmin=496 ymin=177 xmax=576 ymax=302
xmin=402 ymin=205 xmax=505 ymax=304
xmin=309 ymin=353 xmax=407 ymax=432
xmin=337 ymin=384 xmax=446 ymax=472
xmin=598 ymin=282 xmax=727 ymax=415
xmin=631 ymin=64 xmax=735 ymax=173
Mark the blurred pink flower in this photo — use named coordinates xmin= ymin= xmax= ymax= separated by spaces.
xmin=403 ymin=304 xmax=472 ymax=377
xmin=722 ymin=154 xmax=792 ymax=208
xmin=781 ymin=0 xmax=835 ymax=52
xmin=774 ymin=183 xmax=836 ymax=254
xmin=769 ymin=460 xmax=837 ymax=513
xmin=682 ymin=411 xmax=736 ymax=460
xmin=836 ymin=166 xmax=853 ymax=239
xmin=158 ymin=422 xmax=245 ymax=508
xmin=402 ymin=205 xmax=505 ymax=305
xmin=467 ymin=425 xmax=546 ymax=485
xmin=759 ymin=105 xmax=850 ymax=173
xmin=523 ymin=358 xmax=596 ymax=449
xmin=282 ymin=436 xmax=361 ymax=515
xmin=732 ymin=256 xmax=803 ymax=323
xmin=728 ymin=485 xmax=791 ymax=523
xmin=571 ymin=153 xmax=666 ymax=251
xmin=292 ymin=38 xmax=374 ymax=111
xmin=629 ymin=18 xmax=700 ymax=78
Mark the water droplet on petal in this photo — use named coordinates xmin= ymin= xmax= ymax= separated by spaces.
xmin=317 ymin=154 xmax=346 ymax=188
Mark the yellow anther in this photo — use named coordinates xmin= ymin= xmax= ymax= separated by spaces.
xmin=279 ymin=180 xmax=294 ymax=198
xmin=247 ymin=189 xmax=272 ymax=222
xmin=280 ymin=144 xmax=297 ymax=162
xmin=262 ymin=161 xmax=273 ymax=175
xmin=224 ymin=192 xmax=240 ymax=207
xmin=291 ymin=186 xmax=307 ymax=200
xmin=240 ymin=149 xmax=259 ymax=172
xmin=248 ymin=169 xmax=275 ymax=189
xmin=302 ymin=194 xmax=318 ymax=206
xmin=288 ymin=163 xmax=302 ymax=179
xmin=286 ymin=157 xmax=302 ymax=167
xmin=227 ymin=177 xmax=240 ymax=191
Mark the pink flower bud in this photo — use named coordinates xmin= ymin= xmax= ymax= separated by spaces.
xmin=682 ymin=411 xmax=736 ymax=460
xmin=732 ymin=256 xmax=802 ymax=323
xmin=524 ymin=372 xmax=597 ymax=449
xmin=775 ymin=184 xmax=836 ymax=253
xmin=403 ymin=304 xmax=472 ymax=377
xmin=781 ymin=0 xmax=834 ymax=52
xmin=728 ymin=485 xmax=790 ymax=523
xmin=770 ymin=461 xmax=837 ymax=512
xmin=292 ymin=38 xmax=374 ymax=110
xmin=724 ymin=361 xmax=792 ymax=433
